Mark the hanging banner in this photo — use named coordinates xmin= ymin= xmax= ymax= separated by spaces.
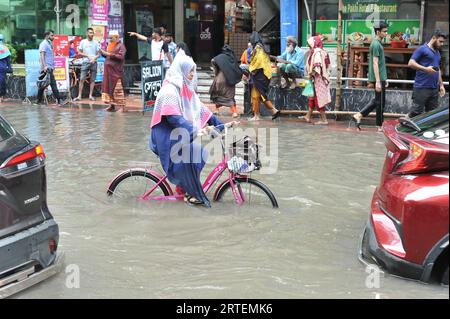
xmin=92 ymin=0 xmax=109 ymax=26
xmin=53 ymin=35 xmax=70 ymax=57
xmin=95 ymin=56 xmax=106 ymax=83
xmin=25 ymin=49 xmax=41 ymax=97
xmin=141 ymin=60 xmax=163 ymax=112
xmin=53 ymin=57 xmax=70 ymax=92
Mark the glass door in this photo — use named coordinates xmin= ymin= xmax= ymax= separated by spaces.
xmin=184 ymin=0 xmax=224 ymax=64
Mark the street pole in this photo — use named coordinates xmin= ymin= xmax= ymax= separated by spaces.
xmin=335 ymin=0 xmax=343 ymax=113
xmin=419 ymin=0 xmax=425 ymax=44
xmin=54 ymin=0 xmax=61 ymax=34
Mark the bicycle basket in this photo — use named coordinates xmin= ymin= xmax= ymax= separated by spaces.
xmin=227 ymin=136 xmax=261 ymax=173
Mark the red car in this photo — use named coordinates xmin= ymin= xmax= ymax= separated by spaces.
xmin=360 ymin=106 xmax=449 ymax=285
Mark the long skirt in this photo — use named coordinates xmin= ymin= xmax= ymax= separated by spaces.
xmin=102 ymin=79 xmax=126 ymax=107
xmin=151 ymin=123 xmax=211 ymax=207
xmin=210 ymin=71 xmax=236 ymax=107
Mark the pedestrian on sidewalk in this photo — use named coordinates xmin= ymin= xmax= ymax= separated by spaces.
xmin=272 ymin=36 xmax=305 ymax=89
xmin=101 ymin=30 xmax=127 ymax=112
xmin=248 ymin=31 xmax=281 ymax=121
xmin=407 ymin=30 xmax=447 ymax=118
xmin=36 ymin=30 xmax=67 ymax=106
xmin=74 ymin=27 xmax=101 ymax=102
xmin=0 ymin=34 xmax=12 ymax=103
xmin=150 ymin=52 xmax=225 ymax=207
xmin=301 ymin=36 xmax=331 ymax=125
xmin=353 ymin=22 xmax=389 ymax=132
xmin=210 ymin=45 xmax=242 ymax=118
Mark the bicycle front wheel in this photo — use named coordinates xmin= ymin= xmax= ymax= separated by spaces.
xmin=107 ymin=169 xmax=170 ymax=201
xmin=214 ymin=177 xmax=279 ymax=208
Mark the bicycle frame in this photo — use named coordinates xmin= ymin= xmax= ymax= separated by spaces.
xmin=137 ymin=125 xmax=246 ymax=205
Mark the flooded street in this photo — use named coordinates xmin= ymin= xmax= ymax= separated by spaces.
xmin=1 ymin=104 xmax=448 ymax=299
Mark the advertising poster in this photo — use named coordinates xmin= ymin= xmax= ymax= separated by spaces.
xmin=25 ymin=49 xmax=41 ymax=97
xmin=53 ymin=35 xmax=70 ymax=56
xmin=345 ymin=20 xmax=420 ymax=45
xmin=95 ymin=56 xmax=106 ymax=83
xmin=69 ymin=35 xmax=84 ymax=57
xmin=141 ymin=60 xmax=163 ymax=112
xmin=53 ymin=57 xmax=70 ymax=92
xmin=93 ymin=25 xmax=108 ymax=50
xmin=108 ymin=0 xmax=124 ymax=41
xmin=92 ymin=0 xmax=109 ymax=26
xmin=135 ymin=8 xmax=154 ymax=61
xmin=109 ymin=0 xmax=122 ymax=17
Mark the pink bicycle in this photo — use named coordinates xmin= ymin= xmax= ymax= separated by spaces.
xmin=107 ymin=124 xmax=278 ymax=208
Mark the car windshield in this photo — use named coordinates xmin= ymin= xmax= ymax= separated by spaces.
xmin=0 ymin=116 xmax=15 ymax=142
xmin=397 ymin=107 xmax=449 ymax=142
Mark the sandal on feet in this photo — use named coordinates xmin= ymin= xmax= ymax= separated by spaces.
xmin=272 ymin=110 xmax=281 ymax=120
xmin=352 ymin=115 xmax=362 ymax=131
xmin=184 ymin=195 xmax=203 ymax=206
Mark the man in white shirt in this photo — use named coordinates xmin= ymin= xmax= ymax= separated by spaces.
xmin=129 ymin=27 xmax=173 ymax=71
xmin=74 ymin=27 xmax=101 ymax=101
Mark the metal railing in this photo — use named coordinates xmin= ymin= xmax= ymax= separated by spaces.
xmin=331 ymin=76 xmax=450 ymax=87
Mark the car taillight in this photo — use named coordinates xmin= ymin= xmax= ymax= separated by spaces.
xmin=1 ymin=145 xmax=46 ymax=169
xmin=49 ymin=239 xmax=56 ymax=255
xmin=394 ymin=142 xmax=449 ymax=174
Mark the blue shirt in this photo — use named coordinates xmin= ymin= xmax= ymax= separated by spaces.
xmin=278 ymin=46 xmax=305 ymax=75
xmin=39 ymin=40 xmax=55 ymax=70
xmin=411 ymin=44 xmax=441 ymax=89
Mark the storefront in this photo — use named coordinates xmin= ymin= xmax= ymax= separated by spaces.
xmin=184 ymin=0 xmax=225 ymax=64
xmin=297 ymin=0 xmax=449 ymax=79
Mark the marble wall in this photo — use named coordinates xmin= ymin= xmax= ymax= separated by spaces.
xmin=244 ymin=85 xmax=449 ymax=116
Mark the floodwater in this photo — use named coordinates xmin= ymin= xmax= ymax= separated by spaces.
xmin=1 ymin=104 xmax=448 ymax=299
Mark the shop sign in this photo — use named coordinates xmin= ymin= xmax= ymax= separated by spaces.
xmin=141 ymin=60 xmax=164 ymax=112
xmin=343 ymin=0 xmax=398 ymax=14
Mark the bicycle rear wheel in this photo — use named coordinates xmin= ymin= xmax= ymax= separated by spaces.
xmin=107 ymin=169 xmax=170 ymax=201
xmin=214 ymin=176 xmax=278 ymax=208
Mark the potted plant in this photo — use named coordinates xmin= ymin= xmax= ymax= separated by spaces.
xmin=391 ymin=31 xmax=407 ymax=48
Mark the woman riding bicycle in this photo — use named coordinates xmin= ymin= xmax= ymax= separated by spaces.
xmin=150 ymin=51 xmax=225 ymax=207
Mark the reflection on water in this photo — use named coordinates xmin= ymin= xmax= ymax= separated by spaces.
xmin=1 ymin=105 xmax=448 ymax=299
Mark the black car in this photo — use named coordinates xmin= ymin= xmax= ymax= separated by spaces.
xmin=0 ymin=114 xmax=63 ymax=298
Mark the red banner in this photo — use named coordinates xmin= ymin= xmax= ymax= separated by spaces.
xmin=53 ymin=35 xmax=70 ymax=57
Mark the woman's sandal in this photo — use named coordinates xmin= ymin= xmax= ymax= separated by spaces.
xmin=352 ymin=115 xmax=362 ymax=131
xmin=184 ymin=195 xmax=204 ymax=206
xmin=272 ymin=110 xmax=281 ymax=120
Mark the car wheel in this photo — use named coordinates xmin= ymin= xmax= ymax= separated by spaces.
xmin=442 ymin=266 xmax=449 ymax=286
